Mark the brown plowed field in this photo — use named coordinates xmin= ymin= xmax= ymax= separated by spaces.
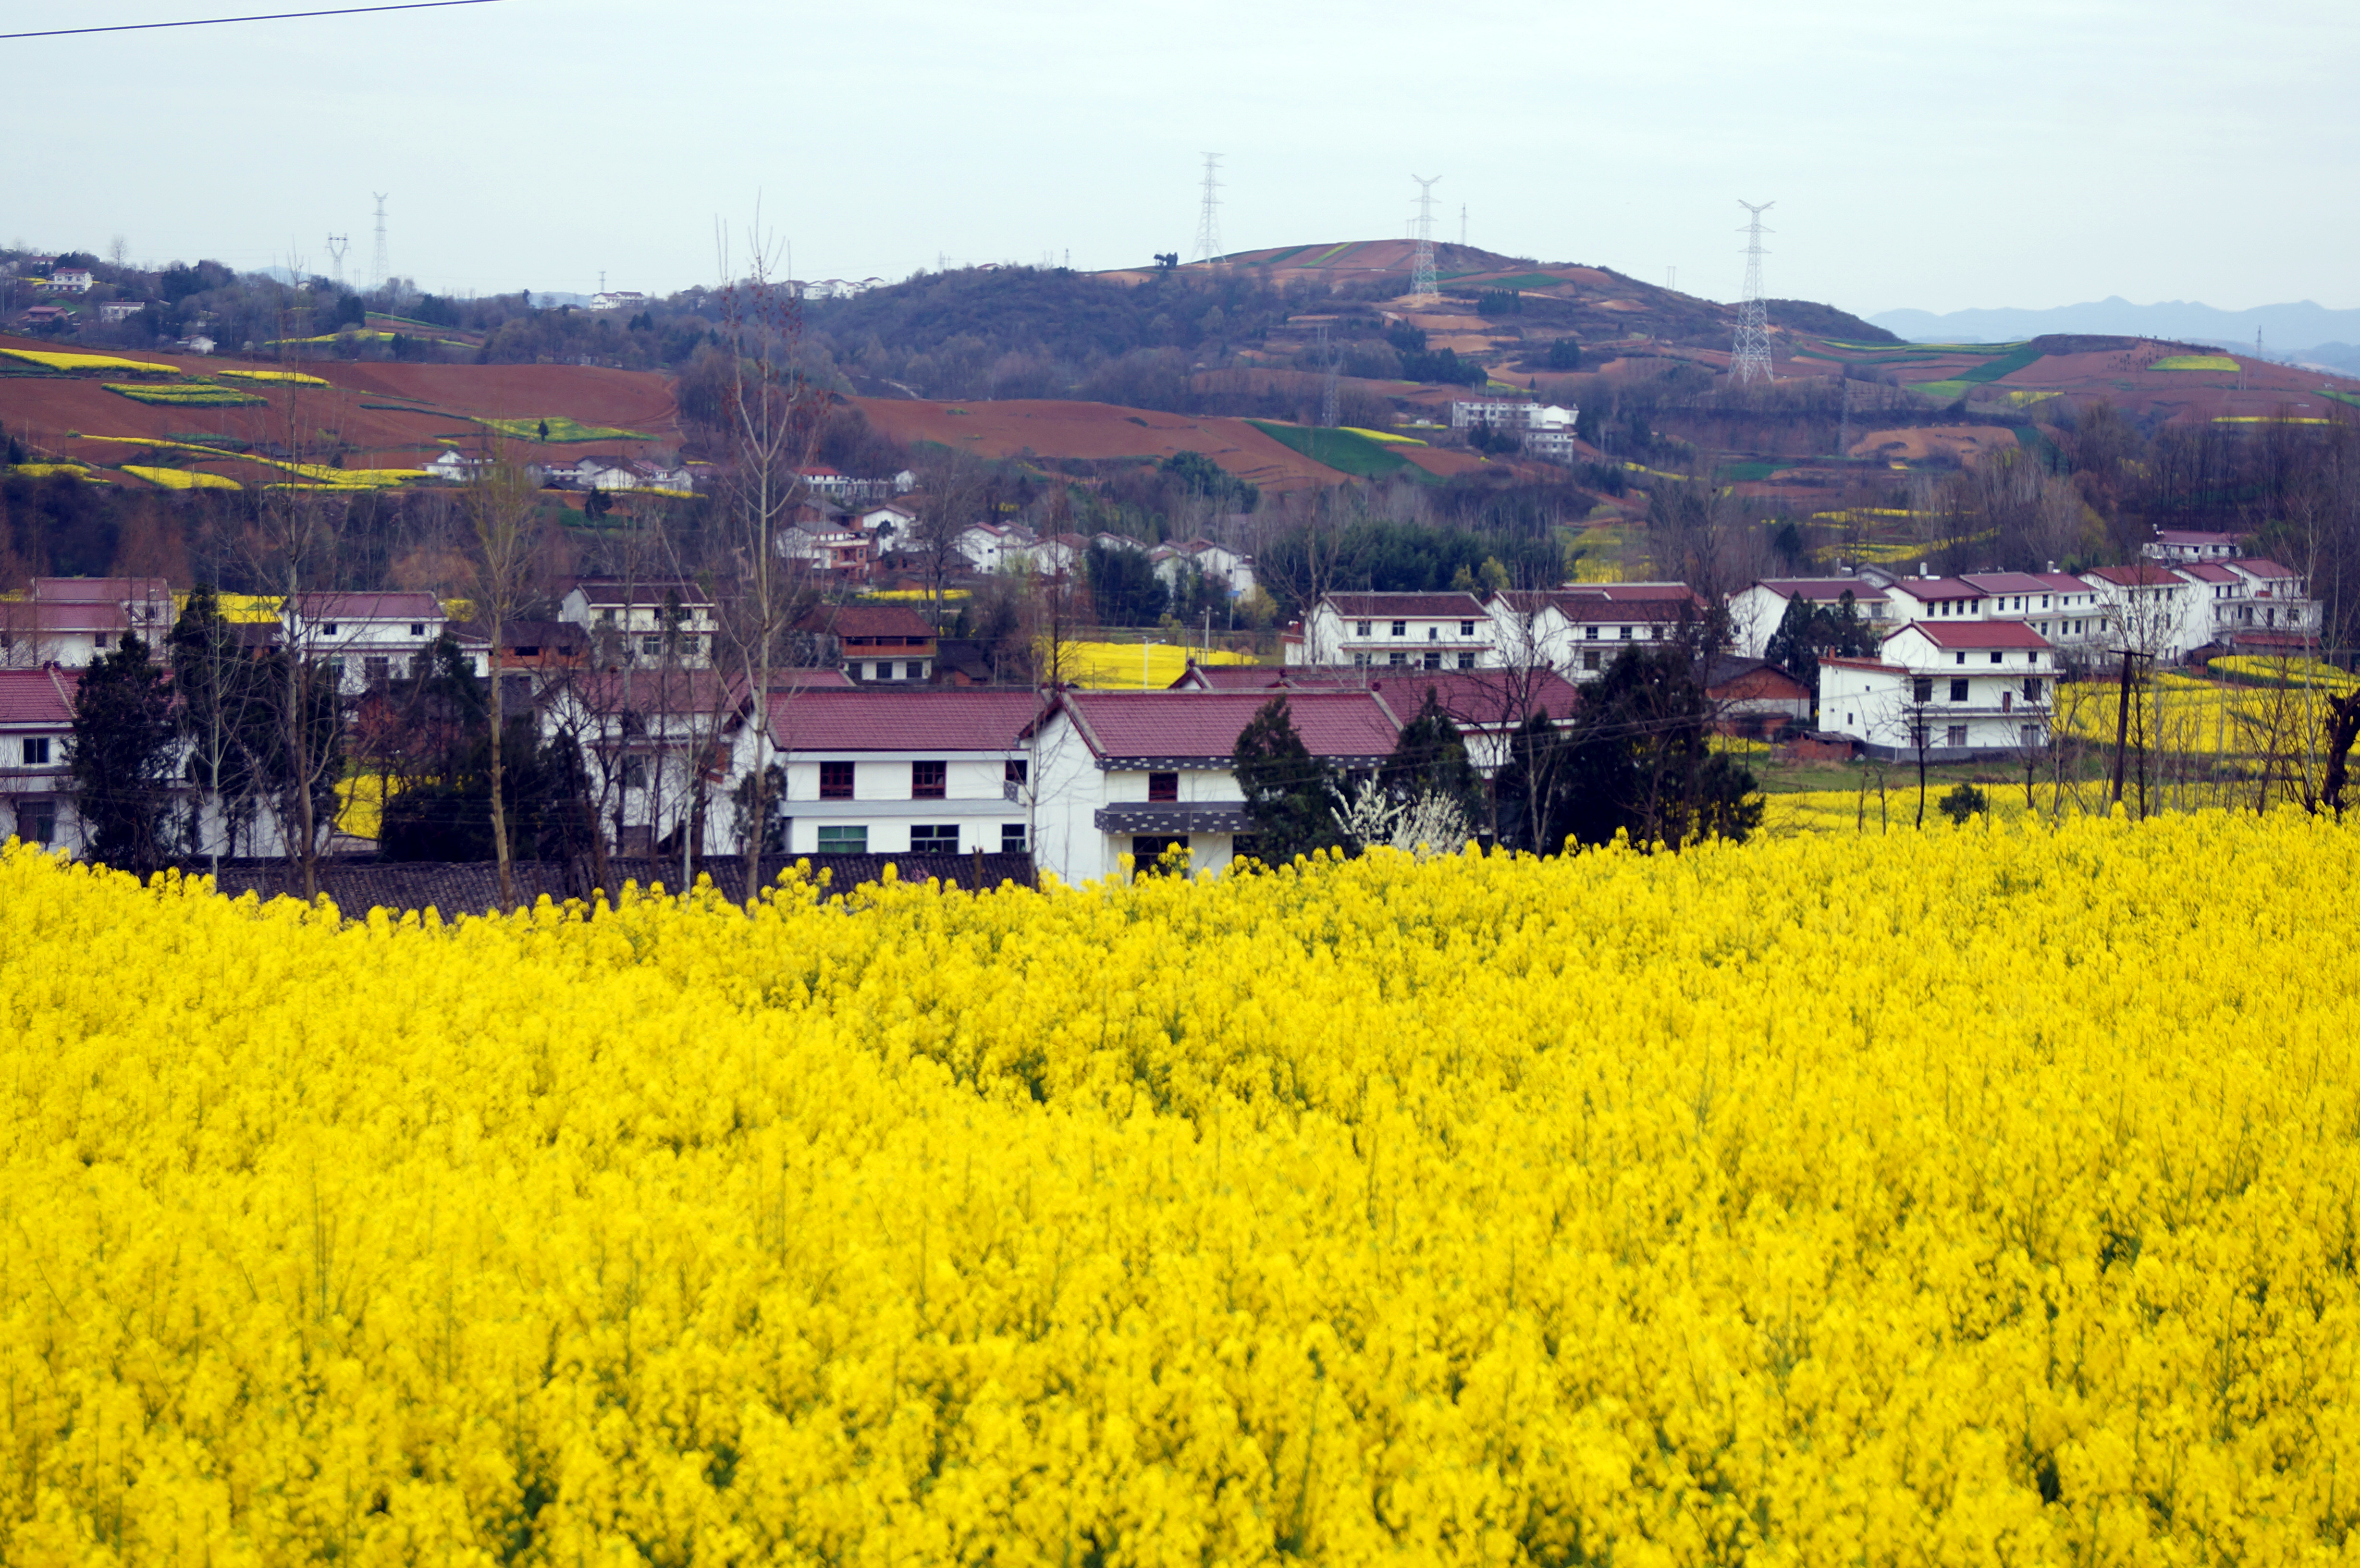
xmin=850 ymin=397 xmax=1350 ymax=490
xmin=1848 ymin=426 xmax=2021 ymax=463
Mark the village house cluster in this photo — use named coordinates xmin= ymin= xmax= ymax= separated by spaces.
xmin=0 ymin=526 xmax=2319 ymax=877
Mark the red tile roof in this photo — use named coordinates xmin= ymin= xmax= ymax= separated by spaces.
xmin=1325 ymin=592 xmax=1487 ymax=619
xmin=2083 ymin=564 xmax=2184 ymax=588
xmin=0 ymin=665 xmax=78 ymax=725
xmin=764 ymin=689 xmax=1041 ymax=751
xmin=1367 ymin=668 xmax=1581 ymax=727
xmin=2234 ymin=559 xmax=2300 ymax=579
xmin=808 ymin=604 xmax=935 ymax=639
xmin=2155 ymin=529 xmax=2236 ymax=544
xmin=1169 ymin=663 xmax=1290 ymax=690
xmin=1957 ymin=572 xmax=2054 ymax=595
xmin=2179 ymin=564 xmax=2241 ymax=583
xmin=32 ymin=576 xmax=171 ymax=605
xmin=292 ymin=591 xmax=443 ymax=623
xmin=1753 ymin=578 xmax=1890 ymax=602
xmin=1888 ymin=619 xmax=2054 ymax=650
xmin=1054 ymin=690 xmax=1400 ymax=763
xmin=1885 ymin=577 xmax=1986 ymax=602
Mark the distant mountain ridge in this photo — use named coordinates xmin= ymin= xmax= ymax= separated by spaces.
xmin=1869 ymin=297 xmax=2360 ymax=355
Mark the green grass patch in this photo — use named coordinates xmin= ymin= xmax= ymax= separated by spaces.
xmin=1950 ymin=343 xmax=2049 ymax=385
xmin=1252 ymin=245 xmax=1312 ymax=267
xmin=1719 ymin=460 xmax=1782 ymax=482
xmin=1906 ymin=380 xmax=1976 ymax=402
xmin=1247 ymin=420 xmax=1427 ymax=480
xmin=1472 ymin=272 xmax=1564 ymax=290
xmin=358 ymin=403 xmax=444 ymax=415
xmin=2152 ymin=354 xmax=2239 ymax=372
xmin=2318 ymin=389 xmax=2360 ymax=410
xmin=1298 ymin=242 xmax=1357 ymax=267
xmin=470 ymin=415 xmax=654 ymax=443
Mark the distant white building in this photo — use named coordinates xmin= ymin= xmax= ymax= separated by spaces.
xmin=1727 ymin=577 xmax=1893 ymax=659
xmin=284 ymin=591 xmax=447 ymax=695
xmin=1450 ymin=400 xmax=1577 ymax=431
xmin=1293 ymin=591 xmax=1494 ymax=670
xmin=588 ymin=291 xmax=647 ymax=312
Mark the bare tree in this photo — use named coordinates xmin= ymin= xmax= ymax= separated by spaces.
xmin=710 ymin=222 xmax=826 ymax=898
xmin=461 ymin=437 xmax=541 ymax=908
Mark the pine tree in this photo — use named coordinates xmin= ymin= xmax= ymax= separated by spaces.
xmin=67 ymin=632 xmax=178 ymax=872
xmin=1231 ymin=697 xmax=1341 ymax=864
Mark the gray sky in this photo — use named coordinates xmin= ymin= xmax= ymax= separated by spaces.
xmin=3 ymin=0 xmax=2354 ymax=315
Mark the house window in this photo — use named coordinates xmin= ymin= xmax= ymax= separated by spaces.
xmin=362 ymin=656 xmax=391 ymax=687
xmin=1131 ymin=834 xmax=1189 ymax=873
xmin=1583 ymin=650 xmax=1601 ymax=671
xmin=1230 ymin=834 xmax=1261 ymax=863
xmin=1388 ymin=651 xmax=1407 ymax=666
xmin=1954 ymin=652 xmax=1966 ymax=665
xmin=1949 ymin=678 xmax=1969 ymax=702
xmin=321 ymin=623 xmax=339 ymax=636
xmin=1001 ymin=822 xmax=1028 ymax=853
xmin=2021 ymin=724 xmax=2043 ymax=747
xmin=1352 ymin=652 xmax=1370 ymax=668
xmin=640 ymin=635 xmax=663 ymax=656
xmin=1422 ymin=650 xmax=1442 ymax=670
xmin=1907 ymin=724 xmax=1929 ymax=749
xmin=1147 ymin=771 xmax=1179 ymax=802
xmin=1427 ymin=626 xmax=1439 ymax=641
xmin=1912 ymin=677 xmax=1934 ymax=703
xmin=597 ymin=609 xmax=616 ymax=627
xmin=815 ymin=824 xmax=866 ymax=853
xmin=910 ymin=824 xmax=959 ymax=852
xmin=93 ymin=634 xmax=111 ymax=650
xmin=912 ymin=760 xmax=947 ymax=799
xmin=820 ymin=761 xmax=854 ymax=799
xmin=324 ymin=659 xmax=345 ymax=684
xmin=2023 ymin=677 xmax=2043 ymax=701
xmin=1946 ymin=724 xmax=1968 ymax=748
xmin=409 ymin=622 xmax=427 ymax=636
xmin=1989 ymin=652 xmax=2003 ymax=664
xmin=620 ymin=756 xmax=648 ymax=790
xmin=20 ymin=738 xmax=49 ymax=766
xmin=1354 ymin=619 xmax=1371 ymax=637
xmin=1005 ymin=759 xmax=1028 ymax=786
xmin=1619 ymin=626 xmax=1634 ymax=640
xmin=1584 ymin=626 xmax=1599 ymax=639
xmin=1390 ymin=620 xmax=1406 ymax=637
xmin=19 ymin=800 xmax=55 ymax=845
xmin=1457 ymin=652 xmax=1476 ymax=669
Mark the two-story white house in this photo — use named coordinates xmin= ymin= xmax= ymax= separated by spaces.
xmin=746 ymin=688 xmax=1044 ymax=858
xmin=2215 ymin=559 xmax=2317 ymax=652
xmin=1292 ymin=591 xmax=1495 ymax=669
xmin=955 ymin=522 xmax=1034 ymax=575
xmin=539 ymin=669 xmax=750 ymax=858
xmin=1818 ymin=620 xmax=2057 ymax=761
xmin=2142 ymin=529 xmax=2241 ymax=564
xmin=283 ymin=592 xmax=447 ymax=695
xmin=1152 ymin=539 xmax=1257 ymax=600
xmin=1726 ymin=577 xmax=1893 ymax=659
xmin=559 ymin=578 xmax=722 ymax=670
xmin=1027 ymin=689 xmax=1401 ymax=881
xmin=2079 ymin=564 xmax=2201 ymax=661
xmin=0 ymin=577 xmax=175 ymax=668
xmin=0 ymin=665 xmax=80 ymax=848
xmin=1486 ymin=583 xmax=1700 ymax=681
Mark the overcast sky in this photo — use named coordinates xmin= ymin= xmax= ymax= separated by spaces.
xmin=3 ymin=0 xmax=2353 ymax=316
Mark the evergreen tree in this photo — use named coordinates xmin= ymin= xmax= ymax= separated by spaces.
xmin=1556 ymin=648 xmax=1763 ymax=851
xmin=67 ymin=632 xmax=178 ymax=872
xmin=1381 ymin=688 xmax=1483 ymax=824
xmin=1232 ymin=697 xmax=1341 ymax=864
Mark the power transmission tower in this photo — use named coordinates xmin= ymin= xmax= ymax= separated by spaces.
xmin=324 ymin=234 xmax=348 ymax=289
xmin=1193 ymin=153 xmax=1223 ymax=266
xmin=1410 ymin=175 xmax=1441 ymax=299
xmin=369 ymin=192 xmax=390 ymax=294
xmin=1729 ymin=199 xmax=1775 ymax=386
xmin=1459 ymin=203 xmax=1466 ymax=248
xmin=1318 ymin=324 xmax=1340 ymax=429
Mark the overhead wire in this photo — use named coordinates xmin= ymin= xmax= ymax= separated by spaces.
xmin=2 ymin=0 xmax=502 ymax=40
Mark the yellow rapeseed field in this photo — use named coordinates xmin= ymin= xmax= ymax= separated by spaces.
xmin=5 ymin=811 xmax=2360 ymax=1565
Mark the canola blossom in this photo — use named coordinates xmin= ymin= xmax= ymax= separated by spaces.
xmin=0 ymin=347 xmax=177 ymax=374
xmin=5 ymin=812 xmax=2360 ymax=1565
xmin=121 ymin=464 xmax=243 ymax=490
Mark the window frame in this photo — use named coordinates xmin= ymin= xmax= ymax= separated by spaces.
xmin=1146 ymin=770 xmax=1180 ymax=803
xmin=909 ymin=823 xmax=959 ymax=852
xmin=815 ymin=823 xmax=867 ymax=854
xmin=911 ymin=759 xmax=948 ymax=799
xmin=819 ymin=760 xmax=855 ymax=799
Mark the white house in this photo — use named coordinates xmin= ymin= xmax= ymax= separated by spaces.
xmin=2143 ymin=529 xmax=2240 ymax=564
xmin=1485 ymin=583 xmax=1700 ymax=681
xmin=559 ymin=578 xmax=721 ymax=670
xmin=38 ymin=269 xmax=94 ymax=295
xmin=1152 ymin=539 xmax=1257 ymax=600
xmin=1292 ymin=591 xmax=1495 ymax=669
xmin=1819 ymin=620 xmax=2057 ymax=762
xmin=540 ymin=670 xmax=750 ymax=858
xmin=1450 ymin=400 xmax=1577 ymax=431
xmin=855 ymin=503 xmax=919 ymax=544
xmin=284 ymin=591 xmax=447 ymax=695
xmin=0 ymin=577 xmax=176 ymax=669
xmin=2078 ymin=564 xmax=2202 ymax=661
xmin=1727 ymin=577 xmax=1893 ymax=658
xmin=1027 ymin=689 xmax=1401 ymax=882
xmin=588 ymin=291 xmax=648 ymax=312
xmin=0 ymin=665 xmax=79 ymax=849
xmin=955 ymin=522 xmax=1035 ymax=575
xmin=742 ymin=688 xmax=1044 ymax=858
xmin=98 ymin=301 xmax=148 ymax=324
xmin=2216 ymin=560 xmax=2316 ymax=651
xmin=422 ymin=449 xmax=491 ymax=483
xmin=1957 ymin=571 xmax=2111 ymax=659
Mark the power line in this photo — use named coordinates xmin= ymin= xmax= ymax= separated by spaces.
xmin=2 ymin=0 xmax=502 ymax=40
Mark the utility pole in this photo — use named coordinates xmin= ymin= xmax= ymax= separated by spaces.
xmin=369 ymin=193 xmax=390 ymax=294
xmin=324 ymin=234 xmax=348 ymax=289
xmin=1730 ymin=200 xmax=1775 ymax=386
